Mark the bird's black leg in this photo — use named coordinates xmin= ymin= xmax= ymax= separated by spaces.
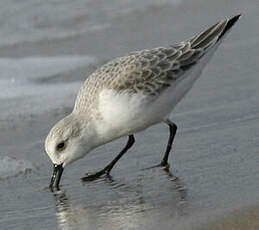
xmin=160 ymin=119 xmax=177 ymax=167
xmin=82 ymin=135 xmax=135 ymax=181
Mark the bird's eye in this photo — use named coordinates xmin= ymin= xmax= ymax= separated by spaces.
xmin=56 ymin=141 xmax=65 ymax=151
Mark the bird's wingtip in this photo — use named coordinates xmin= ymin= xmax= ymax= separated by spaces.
xmin=217 ymin=14 xmax=242 ymax=41
xmin=231 ymin=14 xmax=242 ymax=22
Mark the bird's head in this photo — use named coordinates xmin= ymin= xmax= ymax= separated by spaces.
xmin=45 ymin=113 xmax=95 ymax=190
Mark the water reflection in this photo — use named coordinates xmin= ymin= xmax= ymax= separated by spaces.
xmin=55 ymin=191 xmax=91 ymax=230
xmin=54 ymin=170 xmax=187 ymax=230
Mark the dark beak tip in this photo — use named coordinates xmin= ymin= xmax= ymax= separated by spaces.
xmin=49 ymin=184 xmax=54 ymax=192
xmin=49 ymin=163 xmax=64 ymax=191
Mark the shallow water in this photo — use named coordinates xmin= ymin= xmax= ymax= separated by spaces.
xmin=1 ymin=0 xmax=259 ymax=229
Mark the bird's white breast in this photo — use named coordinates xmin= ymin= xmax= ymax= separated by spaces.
xmin=97 ymin=89 xmax=153 ymax=137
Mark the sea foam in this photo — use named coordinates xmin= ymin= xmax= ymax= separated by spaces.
xmin=0 ymin=156 xmax=33 ymax=179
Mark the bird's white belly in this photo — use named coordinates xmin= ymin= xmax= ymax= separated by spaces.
xmin=98 ymin=89 xmax=157 ymax=137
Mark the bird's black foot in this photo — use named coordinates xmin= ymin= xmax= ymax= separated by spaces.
xmin=81 ymin=168 xmax=110 ymax=182
xmin=160 ymin=161 xmax=170 ymax=170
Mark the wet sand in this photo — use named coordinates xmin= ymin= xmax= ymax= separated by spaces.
xmin=197 ymin=206 xmax=259 ymax=230
xmin=1 ymin=0 xmax=259 ymax=229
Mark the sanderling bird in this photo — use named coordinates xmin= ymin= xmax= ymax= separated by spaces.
xmin=45 ymin=14 xmax=241 ymax=190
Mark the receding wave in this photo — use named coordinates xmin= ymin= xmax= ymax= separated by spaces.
xmin=0 ymin=156 xmax=33 ymax=179
xmin=0 ymin=0 xmax=181 ymax=47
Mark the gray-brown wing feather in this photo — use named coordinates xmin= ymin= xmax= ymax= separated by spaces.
xmin=108 ymin=46 xmax=202 ymax=96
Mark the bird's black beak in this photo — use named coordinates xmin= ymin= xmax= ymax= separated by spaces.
xmin=49 ymin=164 xmax=64 ymax=191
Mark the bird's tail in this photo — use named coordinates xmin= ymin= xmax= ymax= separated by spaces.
xmin=188 ymin=14 xmax=242 ymax=50
xmin=169 ymin=14 xmax=241 ymax=98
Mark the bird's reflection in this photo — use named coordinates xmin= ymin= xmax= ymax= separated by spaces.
xmin=54 ymin=190 xmax=91 ymax=230
xmin=54 ymin=170 xmax=188 ymax=230
xmin=163 ymin=167 xmax=187 ymax=201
